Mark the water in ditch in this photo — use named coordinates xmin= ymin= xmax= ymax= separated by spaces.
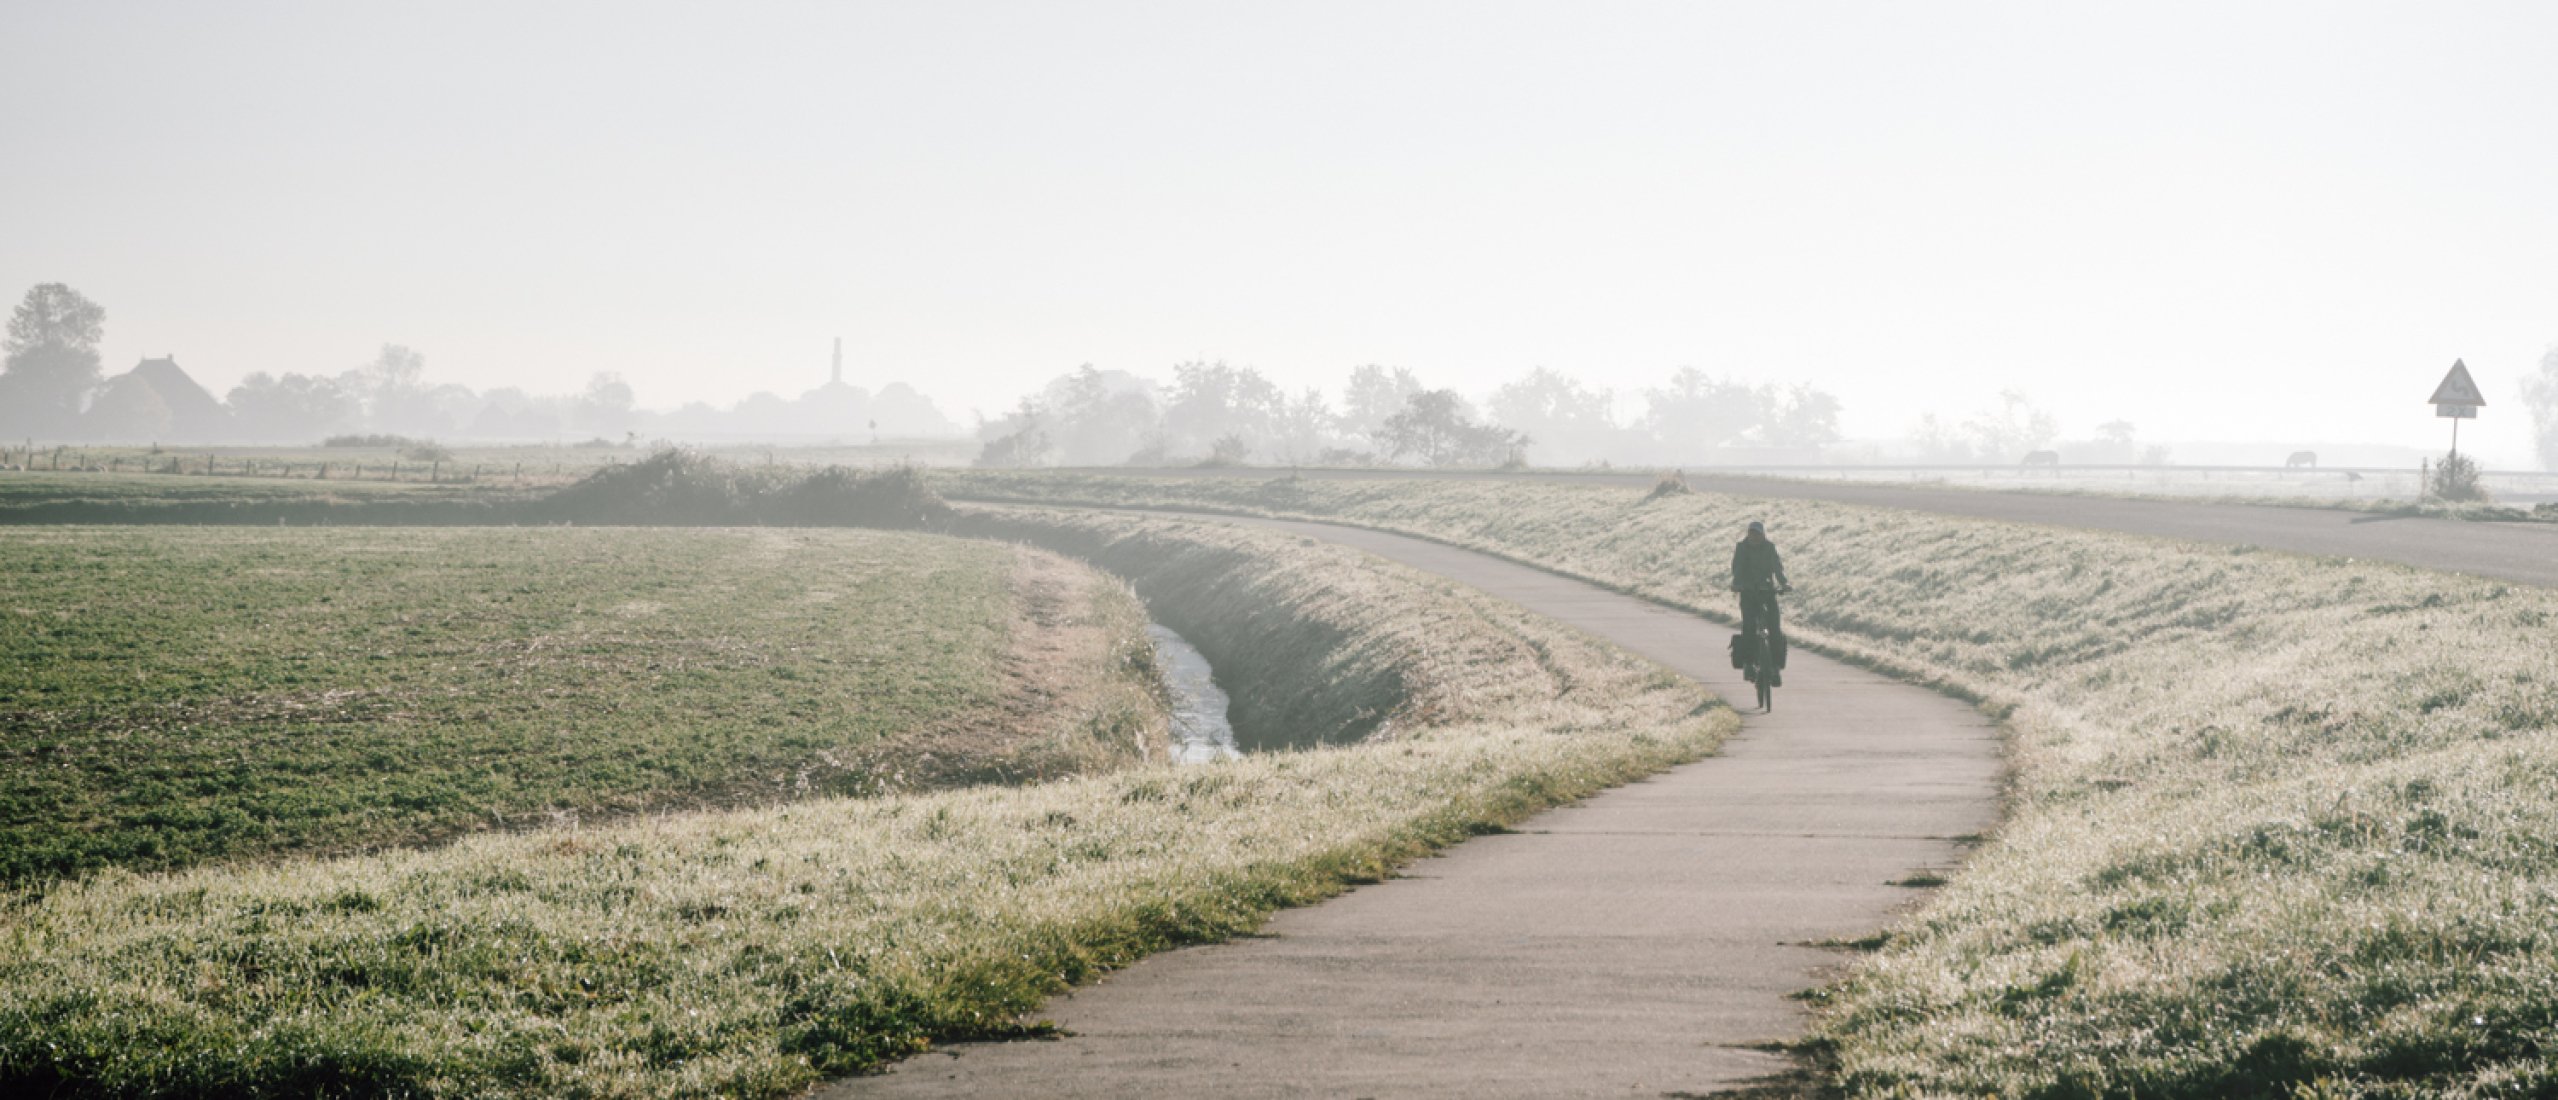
xmin=1147 ymin=623 xmax=1239 ymax=762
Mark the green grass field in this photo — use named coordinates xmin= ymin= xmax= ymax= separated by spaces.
xmin=0 ymin=471 xmax=504 ymax=508
xmin=0 ymin=507 xmax=1728 ymax=1097
xmin=1 ymin=525 xmax=1158 ymax=886
xmin=945 ymin=471 xmax=2558 ymax=1100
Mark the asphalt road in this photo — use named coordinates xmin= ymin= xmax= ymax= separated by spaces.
xmin=823 ymin=515 xmax=2001 ymax=1099
xmin=1063 ymin=467 xmax=2558 ymax=589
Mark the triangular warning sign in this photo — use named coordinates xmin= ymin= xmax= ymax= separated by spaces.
xmin=2428 ymin=359 xmax=2486 ymax=407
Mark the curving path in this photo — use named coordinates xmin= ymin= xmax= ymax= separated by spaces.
xmin=821 ymin=515 xmax=2001 ymax=1099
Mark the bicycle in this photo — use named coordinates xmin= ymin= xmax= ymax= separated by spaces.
xmin=1742 ymin=624 xmax=1785 ymax=710
xmin=1729 ymin=589 xmax=1790 ymax=712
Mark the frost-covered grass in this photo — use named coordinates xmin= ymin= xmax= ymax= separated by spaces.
xmin=0 ymin=527 xmax=1158 ymax=886
xmin=946 ymin=471 xmax=2558 ymax=1099
xmin=0 ymin=510 xmax=1727 ymax=1097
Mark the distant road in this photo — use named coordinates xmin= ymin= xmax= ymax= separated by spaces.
xmin=1060 ymin=467 xmax=2558 ymax=588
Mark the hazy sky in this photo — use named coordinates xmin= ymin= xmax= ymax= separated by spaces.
xmin=6 ymin=1 xmax=2554 ymax=461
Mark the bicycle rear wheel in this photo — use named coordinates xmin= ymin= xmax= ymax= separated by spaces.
xmin=1756 ymin=675 xmax=1772 ymax=711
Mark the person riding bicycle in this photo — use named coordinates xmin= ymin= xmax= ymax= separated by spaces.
xmin=1730 ymin=520 xmax=1791 ymax=661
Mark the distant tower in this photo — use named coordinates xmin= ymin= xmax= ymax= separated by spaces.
xmin=831 ymin=337 xmax=843 ymax=387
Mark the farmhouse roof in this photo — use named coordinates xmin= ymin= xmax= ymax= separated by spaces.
xmin=111 ymin=356 xmax=228 ymax=436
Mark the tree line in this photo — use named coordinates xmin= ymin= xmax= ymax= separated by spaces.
xmin=0 ymin=283 xmax=960 ymax=444
xmin=974 ymin=362 xmax=1843 ymax=468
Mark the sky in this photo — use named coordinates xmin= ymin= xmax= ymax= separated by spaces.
xmin=4 ymin=1 xmax=2554 ymax=463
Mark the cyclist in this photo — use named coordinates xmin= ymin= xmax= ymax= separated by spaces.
xmin=1730 ymin=520 xmax=1791 ymax=671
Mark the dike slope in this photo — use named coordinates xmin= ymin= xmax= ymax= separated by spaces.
xmin=828 ymin=514 xmax=1999 ymax=1099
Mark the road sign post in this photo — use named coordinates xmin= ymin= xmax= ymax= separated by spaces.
xmin=2428 ymin=359 xmax=2485 ymax=460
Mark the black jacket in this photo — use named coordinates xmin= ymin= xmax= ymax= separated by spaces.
xmin=1731 ymin=537 xmax=1787 ymax=592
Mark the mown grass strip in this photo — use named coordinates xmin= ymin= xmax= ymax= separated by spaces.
xmin=943 ymin=471 xmax=2558 ymax=1100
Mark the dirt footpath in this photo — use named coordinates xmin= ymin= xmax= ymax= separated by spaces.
xmin=821 ymin=516 xmax=2001 ymax=1099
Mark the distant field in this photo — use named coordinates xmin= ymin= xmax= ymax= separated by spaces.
xmin=0 ymin=526 xmax=1159 ymax=885
xmin=0 ymin=471 xmax=505 ymax=509
xmin=3 ymin=437 xmax=975 ymax=485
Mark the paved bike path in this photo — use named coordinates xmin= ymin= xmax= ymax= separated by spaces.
xmin=822 ymin=515 xmax=2001 ymax=1099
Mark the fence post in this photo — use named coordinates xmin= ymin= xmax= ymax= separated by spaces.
xmin=431 ymin=460 xmax=440 ymax=483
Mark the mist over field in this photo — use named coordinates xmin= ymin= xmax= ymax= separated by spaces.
xmin=12 ymin=5 xmax=2558 ymax=1097
xmin=4 ymin=3 xmax=2556 ymax=470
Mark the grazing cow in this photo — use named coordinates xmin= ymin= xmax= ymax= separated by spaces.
xmin=2286 ymin=451 xmax=2318 ymax=468
xmin=2021 ymin=450 xmax=2060 ymax=467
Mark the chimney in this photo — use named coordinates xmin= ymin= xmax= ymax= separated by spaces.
xmin=831 ymin=337 xmax=842 ymax=387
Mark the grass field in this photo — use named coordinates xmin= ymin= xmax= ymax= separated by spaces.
xmin=0 ymin=507 xmax=1729 ymax=1097
xmin=0 ymin=471 xmax=505 ymax=508
xmin=946 ymin=471 xmax=2558 ymax=1099
xmin=0 ymin=526 xmax=1162 ymax=886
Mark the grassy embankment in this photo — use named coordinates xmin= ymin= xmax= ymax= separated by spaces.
xmin=1 ymin=438 xmax=976 ymax=487
xmin=949 ymin=471 xmax=2558 ymax=1100
xmin=0 ymin=506 xmax=1728 ymax=1097
xmin=1 ymin=526 xmax=1163 ymax=886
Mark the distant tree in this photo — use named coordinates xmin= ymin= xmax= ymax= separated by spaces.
xmin=1341 ymin=365 xmax=1424 ymax=444
xmin=1489 ymin=368 xmax=1617 ymax=464
xmin=577 ymin=372 xmax=637 ymax=435
xmin=1907 ymin=412 xmax=1974 ymax=462
xmin=870 ymin=381 xmax=960 ymax=437
xmin=1162 ymin=361 xmax=1285 ymax=458
xmin=974 ymin=398 xmax=1053 ymax=467
xmin=2096 ymin=419 xmax=2137 ymax=447
xmin=1204 ymin=433 xmax=1251 ymax=466
xmin=1759 ymin=385 xmax=1844 ymax=448
xmin=1962 ymin=389 xmax=2057 ymax=462
xmin=2526 ymin=345 xmax=2558 ymax=471
xmin=1377 ymin=390 xmax=1527 ymax=467
xmin=1641 ymin=368 xmax=1770 ymax=451
xmin=342 ymin=344 xmax=449 ymax=435
xmin=1269 ymin=386 xmax=1336 ymax=464
xmin=1037 ymin=365 xmax=1161 ymax=464
xmin=227 ymin=372 xmax=362 ymax=441
xmin=0 ymin=283 xmax=108 ymax=436
xmin=358 ymin=343 xmax=425 ymax=396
